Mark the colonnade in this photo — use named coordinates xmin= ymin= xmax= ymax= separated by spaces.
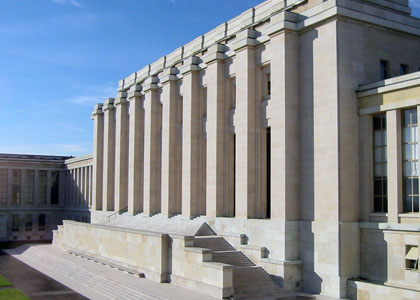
xmin=65 ymin=166 xmax=92 ymax=208
xmin=91 ymin=26 xmax=300 ymax=220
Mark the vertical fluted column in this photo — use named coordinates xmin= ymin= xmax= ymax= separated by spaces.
xmin=102 ymin=98 xmax=116 ymax=212
xmin=128 ymin=85 xmax=145 ymax=215
xmin=232 ymin=30 xmax=258 ymax=218
xmin=114 ymin=92 xmax=129 ymax=212
xmin=204 ymin=44 xmax=227 ymax=217
xmin=268 ymin=28 xmax=300 ymax=220
xmin=181 ymin=57 xmax=203 ymax=218
xmin=160 ymin=67 xmax=181 ymax=216
xmin=143 ymin=77 xmax=162 ymax=216
xmin=91 ymin=104 xmax=104 ymax=210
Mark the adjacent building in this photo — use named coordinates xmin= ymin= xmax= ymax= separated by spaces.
xmin=3 ymin=0 xmax=420 ymax=299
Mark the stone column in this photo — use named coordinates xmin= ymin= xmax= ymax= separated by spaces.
xmin=114 ymin=92 xmax=129 ymax=212
xmin=268 ymin=28 xmax=300 ymax=221
xmin=359 ymin=115 xmax=373 ymax=222
xmin=128 ymin=85 xmax=144 ymax=215
xmin=204 ymin=45 xmax=227 ymax=217
xmin=387 ymin=109 xmax=402 ymax=223
xmin=181 ymin=57 xmax=203 ymax=217
xmin=85 ymin=167 xmax=90 ymax=207
xmin=232 ymin=30 xmax=258 ymax=218
xmin=102 ymin=98 xmax=116 ymax=212
xmin=143 ymin=77 xmax=162 ymax=216
xmin=160 ymin=67 xmax=181 ymax=216
xmin=91 ymin=104 xmax=104 ymax=210
xmin=77 ymin=168 xmax=82 ymax=206
xmin=80 ymin=168 xmax=85 ymax=206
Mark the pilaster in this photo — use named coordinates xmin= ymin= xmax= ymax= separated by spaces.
xmin=160 ymin=68 xmax=181 ymax=216
xmin=102 ymin=98 xmax=116 ymax=212
xmin=128 ymin=85 xmax=145 ymax=215
xmin=114 ymin=92 xmax=129 ymax=212
xmin=143 ymin=77 xmax=162 ymax=216
xmin=269 ymin=28 xmax=300 ymax=222
xmin=204 ymin=44 xmax=227 ymax=217
xmin=6 ymin=169 xmax=12 ymax=207
xmin=387 ymin=109 xmax=402 ymax=223
xmin=181 ymin=57 xmax=204 ymax=217
xmin=91 ymin=103 xmax=104 ymax=210
xmin=232 ymin=30 xmax=258 ymax=218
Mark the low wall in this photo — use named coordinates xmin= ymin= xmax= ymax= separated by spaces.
xmin=55 ymin=220 xmax=169 ymax=282
xmin=348 ymin=280 xmax=420 ymax=300
xmin=170 ymin=234 xmax=234 ymax=299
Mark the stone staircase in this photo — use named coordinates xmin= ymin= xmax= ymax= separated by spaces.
xmin=192 ymin=236 xmax=291 ymax=299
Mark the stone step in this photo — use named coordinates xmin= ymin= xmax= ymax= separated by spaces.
xmin=193 ymin=236 xmax=234 ymax=251
xmin=211 ymin=251 xmax=254 ymax=266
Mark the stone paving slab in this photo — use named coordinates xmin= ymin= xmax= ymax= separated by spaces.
xmin=5 ymin=244 xmax=219 ymax=300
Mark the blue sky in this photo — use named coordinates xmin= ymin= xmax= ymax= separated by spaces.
xmin=0 ymin=0 xmax=419 ymax=157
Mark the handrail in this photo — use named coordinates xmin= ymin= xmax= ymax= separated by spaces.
xmin=106 ymin=206 xmax=128 ymax=223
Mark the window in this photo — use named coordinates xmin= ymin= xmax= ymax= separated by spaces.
xmin=400 ymin=64 xmax=409 ymax=75
xmin=12 ymin=214 xmax=19 ymax=232
xmin=380 ymin=60 xmax=389 ymax=80
xmin=38 ymin=214 xmax=45 ymax=231
xmin=38 ymin=170 xmax=47 ymax=204
xmin=51 ymin=171 xmax=59 ymax=205
xmin=25 ymin=214 xmax=32 ymax=231
xmin=406 ymin=245 xmax=419 ymax=270
xmin=267 ymin=73 xmax=271 ymax=96
xmin=23 ymin=170 xmax=34 ymax=204
xmin=0 ymin=169 xmax=7 ymax=205
xmin=402 ymin=109 xmax=419 ymax=213
xmin=373 ymin=115 xmax=388 ymax=212
xmin=11 ymin=170 xmax=21 ymax=205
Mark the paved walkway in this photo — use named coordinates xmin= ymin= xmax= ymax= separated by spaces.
xmin=0 ymin=249 xmax=87 ymax=300
xmin=5 ymin=244 xmax=218 ymax=300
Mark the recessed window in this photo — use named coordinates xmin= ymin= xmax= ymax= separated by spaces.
xmin=12 ymin=170 xmax=21 ymax=205
xmin=12 ymin=214 xmax=19 ymax=232
xmin=380 ymin=60 xmax=390 ymax=80
xmin=23 ymin=170 xmax=34 ymax=205
xmin=51 ymin=171 xmax=59 ymax=205
xmin=400 ymin=64 xmax=409 ymax=76
xmin=267 ymin=73 xmax=271 ymax=96
xmin=25 ymin=214 xmax=32 ymax=232
xmin=406 ymin=245 xmax=419 ymax=270
xmin=38 ymin=170 xmax=47 ymax=205
xmin=373 ymin=114 xmax=388 ymax=212
xmin=38 ymin=214 xmax=45 ymax=231
xmin=402 ymin=109 xmax=419 ymax=213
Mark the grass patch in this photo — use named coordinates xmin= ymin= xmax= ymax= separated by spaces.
xmin=0 ymin=289 xmax=29 ymax=300
xmin=0 ymin=274 xmax=11 ymax=287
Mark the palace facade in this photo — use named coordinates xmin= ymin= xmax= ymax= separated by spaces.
xmin=3 ymin=0 xmax=420 ymax=299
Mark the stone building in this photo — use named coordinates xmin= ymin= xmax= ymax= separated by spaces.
xmin=4 ymin=0 xmax=420 ymax=299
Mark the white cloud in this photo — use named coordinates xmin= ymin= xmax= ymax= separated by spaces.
xmin=52 ymin=0 xmax=82 ymax=7
xmin=54 ymin=143 xmax=88 ymax=154
xmin=53 ymin=122 xmax=87 ymax=132
xmin=66 ymin=86 xmax=116 ymax=106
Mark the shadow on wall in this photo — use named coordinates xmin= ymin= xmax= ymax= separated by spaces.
xmin=359 ymin=229 xmax=387 ymax=284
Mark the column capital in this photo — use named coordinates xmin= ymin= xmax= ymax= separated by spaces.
xmin=160 ymin=67 xmax=179 ymax=85
xmin=180 ymin=56 xmax=201 ymax=75
xmin=114 ymin=92 xmax=128 ymax=106
xmin=128 ymin=85 xmax=143 ymax=100
xmin=102 ymin=98 xmax=115 ymax=111
xmin=203 ymin=44 xmax=228 ymax=65
xmin=232 ymin=29 xmax=260 ymax=52
xmin=91 ymin=103 xmax=104 ymax=119
xmin=266 ymin=11 xmax=298 ymax=37
xmin=142 ymin=76 xmax=159 ymax=92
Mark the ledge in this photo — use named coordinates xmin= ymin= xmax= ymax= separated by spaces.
xmin=202 ymin=262 xmax=234 ymax=270
xmin=63 ymin=220 xmax=169 ymax=238
xmin=360 ymin=222 xmax=420 ymax=232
